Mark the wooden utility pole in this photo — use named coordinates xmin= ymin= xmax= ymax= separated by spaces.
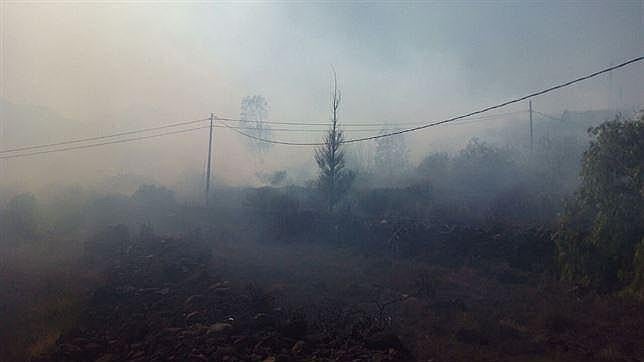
xmin=205 ymin=113 xmax=214 ymax=206
xmin=529 ymin=100 xmax=533 ymax=154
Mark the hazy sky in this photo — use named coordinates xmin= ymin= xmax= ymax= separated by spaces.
xmin=0 ymin=1 xmax=642 ymax=191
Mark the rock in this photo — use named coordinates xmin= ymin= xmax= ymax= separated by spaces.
xmin=365 ymin=332 xmax=404 ymax=351
xmin=401 ymin=296 xmax=426 ymax=318
xmin=211 ymin=287 xmax=231 ymax=295
xmin=184 ymin=294 xmax=204 ymax=306
xmin=455 ymin=327 xmax=489 ymax=345
xmin=291 ymin=341 xmax=307 ymax=354
xmin=185 ymin=311 xmax=203 ymax=324
xmin=94 ymin=354 xmax=114 ymax=362
xmin=207 ymin=323 xmax=233 ymax=334
xmin=162 ymin=327 xmax=182 ymax=334
xmin=253 ymin=313 xmax=274 ymax=327
xmin=85 ymin=342 xmax=102 ymax=351
xmin=188 ymin=353 xmax=208 ymax=361
xmin=60 ymin=343 xmax=82 ymax=355
xmin=279 ymin=318 xmax=307 ymax=338
xmin=209 ymin=281 xmax=229 ymax=289
xmin=128 ymin=350 xmax=145 ymax=359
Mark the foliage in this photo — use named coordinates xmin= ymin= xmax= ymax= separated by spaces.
xmin=554 ymin=114 xmax=643 ymax=292
xmin=45 ymin=185 xmax=87 ymax=234
xmin=451 ymin=138 xmax=517 ymax=195
xmin=417 ymin=152 xmax=450 ymax=183
xmin=414 ymin=139 xmax=525 ymax=223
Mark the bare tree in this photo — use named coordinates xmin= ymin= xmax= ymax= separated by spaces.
xmin=240 ymin=95 xmax=271 ymax=155
xmin=315 ymin=72 xmax=354 ymax=212
xmin=240 ymin=95 xmax=272 ymax=179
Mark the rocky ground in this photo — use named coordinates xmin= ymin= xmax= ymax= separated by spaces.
xmin=34 ymin=234 xmax=407 ymax=361
xmin=18 ymin=221 xmax=644 ymax=362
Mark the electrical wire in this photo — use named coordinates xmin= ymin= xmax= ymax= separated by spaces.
xmin=215 ymin=110 xmax=526 ymax=128
xmin=2 ymin=56 xmax=642 ymax=155
xmin=224 ymin=56 xmax=643 ymax=146
xmin=220 ymin=122 xmax=323 ymax=146
xmin=0 ymin=111 xmax=523 ymax=154
xmin=0 ymin=125 xmax=210 ymax=160
xmin=0 ymin=117 xmax=210 ymax=154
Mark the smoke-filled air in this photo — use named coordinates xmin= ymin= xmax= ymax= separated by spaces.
xmin=1 ymin=2 xmax=643 ymax=361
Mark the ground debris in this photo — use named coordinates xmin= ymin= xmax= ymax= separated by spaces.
xmin=34 ymin=234 xmax=402 ymax=361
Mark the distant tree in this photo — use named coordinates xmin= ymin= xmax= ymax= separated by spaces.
xmin=240 ymin=95 xmax=271 ymax=155
xmin=44 ymin=185 xmax=87 ymax=234
xmin=315 ymin=73 xmax=354 ymax=212
xmin=345 ymin=142 xmax=374 ymax=175
xmin=257 ymin=170 xmax=288 ymax=187
xmin=417 ymin=152 xmax=450 ymax=187
xmin=131 ymin=184 xmax=176 ymax=209
xmin=374 ymin=127 xmax=409 ymax=182
xmin=554 ymin=114 xmax=643 ymax=293
xmin=451 ymin=138 xmax=517 ymax=196
xmin=3 ymin=193 xmax=39 ymax=239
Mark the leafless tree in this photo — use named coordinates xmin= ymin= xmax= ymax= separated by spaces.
xmin=240 ymin=95 xmax=271 ymax=155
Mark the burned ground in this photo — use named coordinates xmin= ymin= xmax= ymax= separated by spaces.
xmin=9 ymin=213 xmax=641 ymax=362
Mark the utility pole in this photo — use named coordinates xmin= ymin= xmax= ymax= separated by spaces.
xmin=205 ymin=113 xmax=214 ymax=207
xmin=529 ymin=100 xmax=533 ymax=154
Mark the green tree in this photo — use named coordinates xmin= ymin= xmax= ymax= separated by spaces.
xmin=315 ymin=73 xmax=354 ymax=212
xmin=555 ymin=113 xmax=643 ymax=292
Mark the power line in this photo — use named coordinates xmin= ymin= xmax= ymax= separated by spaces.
xmin=0 ymin=115 xmax=512 ymax=159
xmin=215 ymin=110 xmax=526 ymax=128
xmin=0 ymin=125 xmax=210 ymax=160
xmin=218 ymin=124 xmax=413 ymax=132
xmin=0 ymin=117 xmax=209 ymax=154
xmin=220 ymin=122 xmax=323 ymax=146
xmin=342 ymin=56 xmax=643 ymax=144
xmin=3 ymin=56 xmax=642 ymax=157
xmin=0 ymin=111 xmax=523 ymax=154
xmin=225 ymin=56 xmax=643 ymax=146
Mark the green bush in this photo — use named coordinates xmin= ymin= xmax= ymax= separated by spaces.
xmin=555 ymin=113 xmax=643 ymax=292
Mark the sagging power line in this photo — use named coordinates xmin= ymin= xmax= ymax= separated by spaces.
xmin=215 ymin=110 xmax=526 ymax=127
xmin=1 ymin=55 xmax=642 ymax=157
xmin=226 ymin=56 xmax=643 ymax=146
xmin=0 ymin=117 xmax=210 ymax=154
xmin=0 ymin=108 xmax=526 ymax=157
xmin=0 ymin=125 xmax=211 ymax=160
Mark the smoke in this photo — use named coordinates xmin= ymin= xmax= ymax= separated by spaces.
xmin=0 ymin=2 xmax=642 ymax=192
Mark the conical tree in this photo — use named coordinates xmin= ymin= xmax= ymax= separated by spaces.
xmin=315 ymin=72 xmax=354 ymax=212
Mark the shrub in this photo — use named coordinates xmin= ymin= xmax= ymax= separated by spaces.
xmin=554 ymin=114 xmax=643 ymax=292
